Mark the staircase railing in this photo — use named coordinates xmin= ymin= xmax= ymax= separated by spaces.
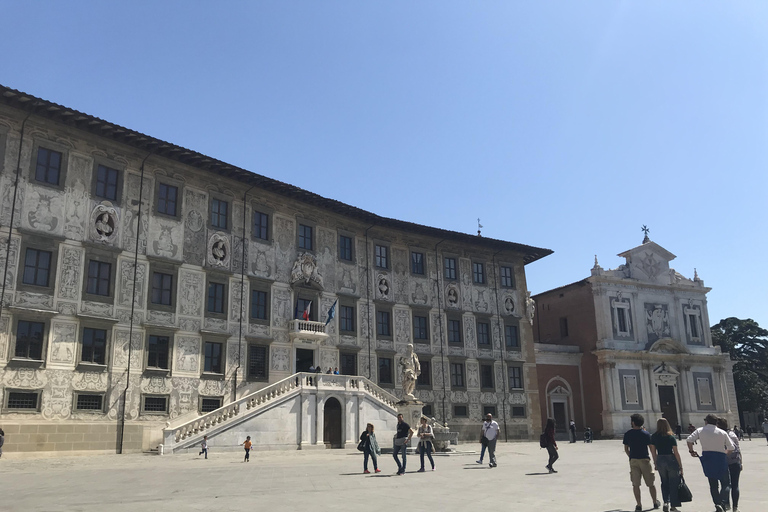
xmin=164 ymin=373 xmax=399 ymax=445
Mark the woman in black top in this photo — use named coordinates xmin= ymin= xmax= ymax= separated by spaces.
xmin=649 ymin=418 xmax=684 ymax=512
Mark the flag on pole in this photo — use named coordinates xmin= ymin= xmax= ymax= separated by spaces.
xmin=302 ymin=301 xmax=312 ymax=321
xmin=325 ymin=299 xmax=338 ymax=326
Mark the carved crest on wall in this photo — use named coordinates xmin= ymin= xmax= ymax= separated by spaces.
xmin=90 ymin=203 xmax=118 ymax=243
xmin=207 ymin=233 xmax=230 ymax=268
xmin=289 ymin=252 xmax=323 ymax=287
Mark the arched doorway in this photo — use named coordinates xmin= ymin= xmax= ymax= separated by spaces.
xmin=323 ymin=397 xmax=343 ymax=448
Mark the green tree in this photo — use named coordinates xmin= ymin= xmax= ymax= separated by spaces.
xmin=711 ymin=317 xmax=768 ymax=414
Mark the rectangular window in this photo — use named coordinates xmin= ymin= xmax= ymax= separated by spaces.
xmin=22 ymin=248 xmax=52 ymax=287
xmin=444 ymin=257 xmax=457 ymax=280
xmin=81 ymin=327 xmax=107 ymax=365
xmin=253 ymin=211 xmax=269 ymax=240
xmin=35 ymin=147 xmax=62 ymax=185
xmin=450 ymin=362 xmax=465 ymax=388
xmin=95 ymin=164 xmax=119 ymax=201
xmin=483 ymin=406 xmax=497 ymax=417
xmin=147 ymin=335 xmax=170 ymax=369
xmin=87 ymin=260 xmax=111 ymax=296
xmin=142 ymin=396 xmax=168 ymax=413
xmin=207 ymin=282 xmax=225 ymax=314
xmin=7 ymin=391 xmax=40 ymax=410
xmin=505 ymin=324 xmax=519 ymax=348
xmin=338 ymin=235 xmax=353 ymax=261
xmin=473 ymin=262 xmax=485 ymax=284
xmin=500 ymin=266 xmax=515 ymax=288
xmin=15 ymin=320 xmax=44 ymax=360
xmin=296 ymin=298 xmax=313 ymax=320
xmin=689 ymin=314 xmax=699 ymax=339
xmin=340 ymin=353 xmax=357 ymax=375
xmin=210 ymin=198 xmax=229 ymax=230
xmin=248 ymin=345 xmax=268 ymax=380
xmin=251 ymin=290 xmax=268 ymax=320
xmin=511 ymin=406 xmax=526 ymax=417
xmin=298 ymin=224 xmax=313 ymax=250
xmin=448 ymin=319 xmax=462 ymax=344
xmin=481 ymin=364 xmax=494 ymax=389
xmin=204 ymin=341 xmax=223 ymax=374
xmin=413 ymin=315 xmax=428 ymax=341
xmin=374 ymin=245 xmax=388 ymax=269
xmin=508 ymin=366 xmax=523 ymax=389
xmin=340 ymin=305 xmax=355 ymax=333
xmin=76 ymin=394 xmax=104 ymax=411
xmin=453 ymin=405 xmax=468 ymax=417
xmin=378 ymin=357 xmax=393 ymax=384
xmin=411 ymin=252 xmax=424 ymax=274
xmin=617 ymin=308 xmax=628 ymax=334
xmin=417 ymin=360 xmax=431 ymax=387
xmin=200 ymin=397 xmax=222 ymax=413
xmin=477 ymin=321 xmax=490 ymax=346
xmin=376 ymin=310 xmax=391 ymax=337
xmin=157 ymin=183 xmax=178 ymax=216
xmin=151 ymin=272 xmax=174 ymax=306
xmin=559 ymin=317 xmax=569 ymax=338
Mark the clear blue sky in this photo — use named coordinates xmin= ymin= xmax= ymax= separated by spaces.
xmin=1 ymin=1 xmax=766 ymax=328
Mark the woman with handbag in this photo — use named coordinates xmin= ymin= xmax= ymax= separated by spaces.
xmin=360 ymin=423 xmax=381 ymax=474
xmin=417 ymin=417 xmax=436 ymax=472
xmin=650 ymin=418 xmax=684 ymax=512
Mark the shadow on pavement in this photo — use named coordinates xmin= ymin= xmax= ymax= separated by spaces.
xmin=524 ymin=472 xmax=551 ymax=476
xmin=463 ymin=466 xmax=489 ymax=470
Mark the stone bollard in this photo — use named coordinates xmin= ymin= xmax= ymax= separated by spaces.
xmin=157 ymin=444 xmax=164 ymax=456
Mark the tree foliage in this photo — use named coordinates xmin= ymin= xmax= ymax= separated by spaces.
xmin=711 ymin=317 xmax=768 ymax=414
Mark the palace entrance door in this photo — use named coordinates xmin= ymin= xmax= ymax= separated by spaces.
xmin=296 ymin=348 xmax=315 ymax=373
xmin=553 ymin=402 xmax=567 ymax=433
xmin=658 ymin=386 xmax=679 ymax=429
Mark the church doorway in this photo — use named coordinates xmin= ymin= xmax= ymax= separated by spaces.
xmin=295 ymin=348 xmax=315 ymax=373
xmin=553 ymin=402 xmax=567 ymax=433
xmin=323 ymin=397 xmax=343 ymax=448
xmin=658 ymin=386 xmax=679 ymax=429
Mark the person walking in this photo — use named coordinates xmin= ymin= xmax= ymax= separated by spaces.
xmin=241 ymin=436 xmax=252 ymax=462
xmin=477 ymin=416 xmax=488 ymax=464
xmin=650 ymin=418 xmax=683 ymax=512
xmin=674 ymin=423 xmax=683 ymax=441
xmin=624 ymin=413 xmax=661 ymax=512
xmin=569 ymin=420 xmax=577 ymax=443
xmin=687 ymin=414 xmax=735 ymax=512
xmin=745 ymin=424 xmax=752 ymax=441
xmin=0 ymin=427 xmax=4 ymax=459
xmin=199 ymin=435 xmax=209 ymax=459
xmin=392 ymin=413 xmax=412 ymax=475
xmin=544 ymin=418 xmax=559 ymax=473
xmin=417 ymin=417 xmax=435 ymax=472
xmin=717 ymin=418 xmax=742 ymax=512
xmin=360 ymin=423 xmax=381 ymax=474
xmin=482 ymin=413 xmax=500 ymax=468
xmin=762 ymin=418 xmax=768 ymax=444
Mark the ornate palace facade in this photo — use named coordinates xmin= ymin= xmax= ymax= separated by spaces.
xmin=0 ymin=85 xmax=551 ymax=454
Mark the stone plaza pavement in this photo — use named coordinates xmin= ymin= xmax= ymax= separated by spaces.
xmin=1 ymin=438 xmax=766 ymax=511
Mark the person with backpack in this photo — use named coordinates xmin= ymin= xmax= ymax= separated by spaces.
xmin=543 ymin=418 xmax=558 ymax=473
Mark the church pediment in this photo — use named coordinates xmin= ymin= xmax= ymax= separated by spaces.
xmin=618 ymin=242 xmax=676 ymax=284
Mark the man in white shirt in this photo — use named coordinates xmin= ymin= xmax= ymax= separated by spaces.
xmin=687 ymin=414 xmax=735 ymax=512
xmin=482 ymin=413 xmax=500 ymax=468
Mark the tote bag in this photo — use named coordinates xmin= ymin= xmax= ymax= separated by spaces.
xmin=677 ymin=477 xmax=693 ymax=503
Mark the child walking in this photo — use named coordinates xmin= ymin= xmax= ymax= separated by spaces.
xmin=199 ymin=435 xmax=208 ymax=459
xmin=241 ymin=436 xmax=252 ymax=462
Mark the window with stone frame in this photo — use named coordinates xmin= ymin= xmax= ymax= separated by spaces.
xmin=378 ymin=357 xmax=393 ymax=385
xmin=508 ymin=365 xmax=524 ymax=389
xmin=156 ymin=182 xmax=179 ymax=217
xmin=444 ymin=257 xmax=457 ymax=280
xmin=75 ymin=393 xmax=104 ymax=412
xmin=480 ymin=363 xmax=494 ymax=390
xmin=338 ymin=234 xmax=353 ymax=262
xmin=472 ymin=262 xmax=485 ymax=284
xmin=248 ymin=344 xmax=269 ymax=381
xmin=295 ymin=296 xmax=316 ymax=321
xmin=683 ymin=302 xmax=703 ymax=344
xmin=207 ymin=280 xmax=227 ymax=315
xmin=86 ymin=260 xmax=111 ymax=297
xmin=22 ymin=248 xmax=52 ymax=288
xmin=17 ymin=238 xmax=59 ymax=294
xmin=14 ymin=320 xmax=45 ymax=360
xmin=199 ymin=396 xmax=223 ymax=413
xmin=146 ymin=334 xmax=170 ymax=370
xmin=476 ymin=320 xmax=490 ymax=346
xmin=453 ymin=405 xmax=468 ymax=417
xmin=34 ymin=146 xmax=63 ymax=185
xmin=150 ymin=271 xmax=175 ymax=307
xmin=413 ymin=314 xmax=429 ymax=342
xmin=417 ymin=359 xmax=431 ymax=388
xmin=298 ymin=224 xmax=313 ymax=250
xmin=142 ymin=395 xmax=169 ymax=414
xmin=5 ymin=390 xmax=42 ymax=411
xmin=203 ymin=341 xmax=224 ymax=374
xmin=253 ymin=210 xmax=269 ymax=241
xmin=450 ymin=362 xmax=465 ymax=389
xmin=504 ymin=323 xmax=519 ymax=348
xmin=374 ymin=244 xmax=389 ymax=269
xmin=511 ymin=406 xmax=526 ymax=417
xmin=411 ymin=251 xmax=425 ymax=275
xmin=339 ymin=304 xmax=355 ymax=333
xmin=447 ymin=317 xmax=463 ymax=345
xmin=611 ymin=294 xmax=633 ymax=338
xmin=250 ymin=287 xmax=269 ymax=323
xmin=210 ymin=198 xmax=229 ymax=230
xmin=483 ymin=405 xmax=497 ymax=417
xmin=82 ymin=248 xmax=117 ymax=304
xmin=80 ymin=327 xmax=108 ymax=366
xmin=376 ymin=309 xmax=392 ymax=338
xmin=94 ymin=164 xmax=120 ymax=201
xmin=340 ymin=352 xmax=357 ymax=376
xmin=500 ymin=265 xmax=515 ymax=288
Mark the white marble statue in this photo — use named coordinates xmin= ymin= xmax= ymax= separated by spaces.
xmin=399 ymin=344 xmax=421 ymax=401
xmin=525 ymin=291 xmax=536 ymax=326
